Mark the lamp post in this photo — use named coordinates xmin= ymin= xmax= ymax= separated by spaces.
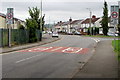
xmin=40 ymin=0 xmax=42 ymax=30
xmin=40 ymin=0 xmax=42 ymax=41
xmin=87 ymin=8 xmax=92 ymax=35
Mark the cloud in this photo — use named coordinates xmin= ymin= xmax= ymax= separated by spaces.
xmin=1 ymin=0 xmax=119 ymax=2
xmin=1 ymin=1 xmax=118 ymax=23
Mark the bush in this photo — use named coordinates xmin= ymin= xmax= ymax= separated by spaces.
xmin=26 ymin=19 xmax=38 ymax=43
xmin=18 ymin=25 xmax=25 ymax=30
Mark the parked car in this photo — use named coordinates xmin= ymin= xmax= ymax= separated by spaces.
xmin=74 ymin=31 xmax=81 ymax=35
xmin=47 ymin=31 xmax=52 ymax=35
xmin=52 ymin=32 xmax=59 ymax=38
xmin=67 ymin=32 xmax=73 ymax=35
xmin=107 ymin=32 xmax=118 ymax=36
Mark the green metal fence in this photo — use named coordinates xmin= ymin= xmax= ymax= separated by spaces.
xmin=0 ymin=29 xmax=3 ymax=47
xmin=0 ymin=29 xmax=42 ymax=47
xmin=11 ymin=29 xmax=29 ymax=45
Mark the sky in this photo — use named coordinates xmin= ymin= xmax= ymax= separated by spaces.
xmin=0 ymin=0 xmax=119 ymax=24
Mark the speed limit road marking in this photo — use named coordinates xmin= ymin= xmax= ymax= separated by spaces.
xmin=18 ymin=47 xmax=89 ymax=54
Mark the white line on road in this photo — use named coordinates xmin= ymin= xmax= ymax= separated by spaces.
xmin=51 ymin=47 xmax=63 ymax=51
xmin=75 ymin=48 xmax=83 ymax=53
xmin=15 ymin=53 xmax=44 ymax=63
xmin=91 ymin=38 xmax=100 ymax=43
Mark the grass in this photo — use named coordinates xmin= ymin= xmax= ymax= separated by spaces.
xmin=112 ymin=40 xmax=120 ymax=61
xmin=83 ymin=35 xmax=120 ymax=38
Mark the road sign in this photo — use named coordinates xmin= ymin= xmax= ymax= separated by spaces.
xmin=6 ymin=8 xmax=14 ymax=24
xmin=111 ymin=5 xmax=119 ymax=25
xmin=111 ymin=12 xmax=118 ymax=18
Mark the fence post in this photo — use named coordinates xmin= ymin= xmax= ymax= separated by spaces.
xmin=40 ymin=31 xmax=42 ymax=41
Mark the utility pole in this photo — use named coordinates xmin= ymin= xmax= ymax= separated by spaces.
xmin=40 ymin=0 xmax=42 ymax=41
xmin=49 ymin=16 xmax=51 ymax=35
xmin=69 ymin=17 xmax=72 ymax=33
xmin=87 ymin=8 xmax=92 ymax=35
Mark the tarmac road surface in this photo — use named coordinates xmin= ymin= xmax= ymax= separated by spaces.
xmin=2 ymin=35 xmax=97 ymax=78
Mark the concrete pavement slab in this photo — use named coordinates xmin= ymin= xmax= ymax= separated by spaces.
xmin=73 ymin=40 xmax=118 ymax=78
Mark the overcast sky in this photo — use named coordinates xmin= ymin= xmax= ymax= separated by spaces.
xmin=0 ymin=0 xmax=119 ymax=24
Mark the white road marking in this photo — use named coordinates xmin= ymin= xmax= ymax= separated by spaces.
xmin=92 ymin=38 xmax=100 ymax=43
xmin=62 ymin=48 xmax=73 ymax=53
xmin=34 ymin=47 xmax=53 ymax=51
xmin=75 ymin=48 xmax=83 ymax=53
xmin=15 ymin=53 xmax=44 ymax=63
xmin=51 ymin=47 xmax=63 ymax=51
xmin=62 ymin=48 xmax=83 ymax=53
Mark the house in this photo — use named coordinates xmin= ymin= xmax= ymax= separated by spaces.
xmin=70 ymin=20 xmax=83 ymax=33
xmin=0 ymin=13 xmax=6 ymax=29
xmin=81 ymin=15 xmax=101 ymax=33
xmin=0 ymin=13 xmax=25 ymax=29
xmin=54 ymin=21 xmax=64 ymax=32
xmin=54 ymin=18 xmax=83 ymax=33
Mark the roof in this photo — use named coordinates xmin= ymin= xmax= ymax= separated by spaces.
xmin=0 ymin=12 xmax=24 ymax=22
xmin=55 ymin=22 xmax=65 ymax=26
xmin=55 ymin=20 xmax=83 ymax=27
xmin=0 ymin=13 xmax=6 ymax=18
xmin=71 ymin=20 xmax=83 ymax=25
xmin=81 ymin=18 xmax=100 ymax=24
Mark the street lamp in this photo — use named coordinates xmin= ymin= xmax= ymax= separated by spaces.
xmin=87 ymin=8 xmax=92 ymax=35
xmin=40 ymin=0 xmax=42 ymax=41
xmin=40 ymin=0 xmax=42 ymax=31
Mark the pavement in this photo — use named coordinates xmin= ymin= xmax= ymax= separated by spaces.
xmin=73 ymin=40 xmax=119 ymax=79
xmin=1 ymin=34 xmax=61 ymax=53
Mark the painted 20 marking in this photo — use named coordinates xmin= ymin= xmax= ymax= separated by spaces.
xmin=18 ymin=47 xmax=89 ymax=54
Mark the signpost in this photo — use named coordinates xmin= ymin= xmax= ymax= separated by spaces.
xmin=111 ymin=5 xmax=119 ymax=49
xmin=7 ymin=8 xmax=14 ymax=47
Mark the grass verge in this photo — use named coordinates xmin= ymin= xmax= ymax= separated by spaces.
xmin=112 ymin=40 xmax=120 ymax=61
xmin=83 ymin=35 xmax=120 ymax=38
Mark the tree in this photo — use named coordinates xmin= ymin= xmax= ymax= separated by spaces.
xmin=28 ymin=7 xmax=40 ymax=29
xmin=28 ymin=7 xmax=45 ymax=31
xmin=42 ymin=14 xmax=45 ymax=31
xmin=26 ymin=7 xmax=45 ymax=42
xmin=101 ymin=1 xmax=109 ymax=35
xmin=87 ymin=28 xmax=90 ymax=35
xmin=26 ymin=19 xmax=38 ymax=42
xmin=18 ymin=24 xmax=25 ymax=30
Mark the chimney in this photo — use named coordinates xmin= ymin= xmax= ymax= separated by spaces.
xmin=92 ymin=15 xmax=96 ymax=19
xmin=60 ymin=21 xmax=62 ymax=23
xmin=69 ymin=17 xmax=72 ymax=22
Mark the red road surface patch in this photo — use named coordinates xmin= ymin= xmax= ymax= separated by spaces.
xmin=18 ymin=47 xmax=89 ymax=54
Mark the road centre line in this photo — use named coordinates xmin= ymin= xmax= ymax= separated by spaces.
xmin=15 ymin=53 xmax=44 ymax=63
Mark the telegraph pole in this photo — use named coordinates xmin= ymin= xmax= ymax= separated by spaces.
xmin=87 ymin=8 xmax=92 ymax=35
xmin=41 ymin=0 xmax=42 ymax=30
xmin=40 ymin=0 xmax=42 ymax=41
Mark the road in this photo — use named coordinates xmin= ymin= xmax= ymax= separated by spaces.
xmin=2 ymin=35 xmax=106 ymax=78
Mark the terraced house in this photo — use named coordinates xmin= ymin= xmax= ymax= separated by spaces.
xmin=0 ymin=13 xmax=25 ymax=29
xmin=54 ymin=18 xmax=83 ymax=34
